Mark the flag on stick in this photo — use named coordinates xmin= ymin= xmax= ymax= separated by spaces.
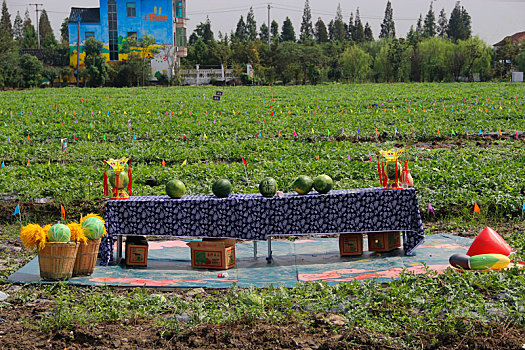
xmin=181 ymin=159 xmax=187 ymax=166
xmin=474 ymin=202 xmax=481 ymax=214
xmin=61 ymin=205 xmax=66 ymax=219
xmin=13 ymin=204 xmax=20 ymax=216
xmin=428 ymin=203 xmax=435 ymax=215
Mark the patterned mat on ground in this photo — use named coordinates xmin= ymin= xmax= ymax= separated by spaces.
xmin=9 ymin=234 xmax=472 ymax=288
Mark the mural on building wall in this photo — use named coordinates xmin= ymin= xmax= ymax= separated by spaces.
xmin=68 ymin=0 xmax=186 ymax=81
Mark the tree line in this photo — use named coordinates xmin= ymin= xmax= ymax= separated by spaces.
xmin=184 ymin=0 xmax=525 ymax=84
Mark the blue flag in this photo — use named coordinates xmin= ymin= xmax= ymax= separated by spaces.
xmin=523 ymin=203 xmax=525 ymax=211
xmin=133 ymin=134 xmax=136 ymax=140
xmin=13 ymin=204 xmax=19 ymax=216
xmin=1 ymin=161 xmax=4 ymax=168
xmin=7 ymin=136 xmax=10 ymax=142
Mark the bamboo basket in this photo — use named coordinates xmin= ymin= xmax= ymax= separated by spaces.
xmin=38 ymin=242 xmax=79 ymax=281
xmin=73 ymin=239 xmax=101 ymax=276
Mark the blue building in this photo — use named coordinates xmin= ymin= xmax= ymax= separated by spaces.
xmin=69 ymin=0 xmax=187 ymax=80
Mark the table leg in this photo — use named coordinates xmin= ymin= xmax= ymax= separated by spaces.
xmin=266 ymin=237 xmax=273 ymax=264
xmin=116 ymin=235 xmax=123 ymax=264
xmin=253 ymin=241 xmax=258 ymax=259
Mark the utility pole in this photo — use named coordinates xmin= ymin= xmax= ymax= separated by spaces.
xmin=267 ymin=3 xmax=271 ymax=47
xmin=29 ymin=3 xmax=43 ymax=49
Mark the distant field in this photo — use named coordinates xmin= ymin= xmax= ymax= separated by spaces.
xmin=0 ymin=83 xmax=524 ymax=220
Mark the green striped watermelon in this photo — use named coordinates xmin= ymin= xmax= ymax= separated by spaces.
xmin=259 ymin=177 xmax=277 ymax=197
xmin=81 ymin=217 xmax=105 ymax=240
xmin=47 ymin=224 xmax=71 ymax=242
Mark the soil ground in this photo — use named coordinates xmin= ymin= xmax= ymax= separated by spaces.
xmin=1 ymin=220 xmax=525 ymax=349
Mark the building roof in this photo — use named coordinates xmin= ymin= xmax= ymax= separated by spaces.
xmin=69 ymin=7 xmax=100 ymax=23
xmin=493 ymin=31 xmax=525 ymax=47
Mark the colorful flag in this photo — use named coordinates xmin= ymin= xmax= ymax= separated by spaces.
xmin=474 ymin=202 xmax=481 ymax=214
xmin=182 ymin=134 xmax=187 ymax=139
xmin=181 ymin=159 xmax=187 ymax=166
xmin=27 ymin=135 xmax=31 ymax=141
xmin=0 ymin=161 xmax=4 ymax=168
xmin=204 ymin=133 xmax=207 ymax=140
xmin=13 ymin=204 xmax=20 ymax=216
xmin=242 ymin=158 xmax=248 ymax=166
xmin=162 ymin=160 xmax=165 ymax=167
xmin=428 ymin=204 xmax=435 ymax=215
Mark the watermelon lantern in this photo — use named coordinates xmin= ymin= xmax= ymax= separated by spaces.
xmin=313 ymin=174 xmax=333 ymax=194
xmin=293 ymin=175 xmax=313 ymax=195
xmin=104 ymin=158 xmax=132 ymax=199
xmin=259 ymin=177 xmax=277 ymax=197
xmin=212 ymin=179 xmax=232 ymax=198
xmin=109 ymin=171 xmax=129 ymax=189
xmin=166 ymin=179 xmax=187 ymax=199
xmin=47 ymin=223 xmax=71 ymax=243
xmin=81 ymin=217 xmax=105 ymax=240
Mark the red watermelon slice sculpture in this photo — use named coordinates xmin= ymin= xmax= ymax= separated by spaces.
xmin=467 ymin=227 xmax=513 ymax=257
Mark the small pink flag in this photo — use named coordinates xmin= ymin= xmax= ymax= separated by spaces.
xmin=347 ymin=155 xmax=351 ymax=161
xmin=182 ymin=134 xmax=187 ymax=139
xmin=428 ymin=203 xmax=435 ymax=215
xmin=369 ymin=156 xmax=373 ymax=161
xmin=516 ymin=131 xmax=519 ymax=139
xmin=293 ymin=132 xmax=298 ymax=137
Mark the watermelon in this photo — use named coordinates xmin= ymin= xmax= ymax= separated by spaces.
xmin=47 ymin=223 xmax=71 ymax=242
xmin=109 ymin=171 xmax=129 ymax=189
xmin=166 ymin=179 xmax=186 ymax=199
xmin=386 ymin=161 xmax=402 ymax=180
xmin=293 ymin=175 xmax=313 ymax=195
xmin=313 ymin=174 xmax=333 ymax=194
xmin=259 ymin=177 xmax=277 ymax=197
xmin=81 ymin=217 xmax=105 ymax=240
xmin=212 ymin=179 xmax=232 ymax=198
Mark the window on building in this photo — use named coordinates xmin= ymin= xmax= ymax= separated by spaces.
xmin=176 ymin=1 xmax=184 ymax=18
xmin=176 ymin=27 xmax=186 ymax=47
xmin=126 ymin=2 xmax=136 ymax=17
xmin=108 ymin=0 xmax=119 ymax=61
xmin=85 ymin=32 xmax=95 ymax=40
xmin=127 ymin=32 xmax=137 ymax=40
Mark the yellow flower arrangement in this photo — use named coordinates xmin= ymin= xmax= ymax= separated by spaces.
xmin=68 ymin=222 xmax=88 ymax=245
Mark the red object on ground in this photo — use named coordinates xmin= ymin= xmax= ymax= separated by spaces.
xmin=466 ymin=227 xmax=514 ymax=257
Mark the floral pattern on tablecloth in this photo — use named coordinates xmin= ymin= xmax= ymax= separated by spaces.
xmin=99 ymin=188 xmax=425 ymax=265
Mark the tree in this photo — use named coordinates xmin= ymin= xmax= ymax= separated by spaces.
xmin=300 ymin=0 xmax=313 ymax=42
xmin=416 ymin=14 xmax=423 ymax=36
xmin=259 ymin=23 xmax=268 ymax=42
xmin=423 ymin=2 xmax=436 ymax=38
xmin=314 ymin=17 xmax=328 ymax=43
xmin=0 ymin=0 xmax=12 ymax=40
xmin=39 ymin=10 xmax=55 ymax=47
xmin=339 ymin=45 xmax=371 ymax=82
xmin=13 ymin=11 xmax=23 ymax=41
xmin=246 ymin=7 xmax=257 ymax=41
xmin=379 ymin=0 xmax=395 ymax=38
xmin=332 ymin=4 xmax=346 ymax=42
xmin=281 ymin=17 xmax=296 ymax=42
xmin=437 ymin=9 xmax=447 ymax=38
xmin=347 ymin=13 xmax=355 ymax=41
xmin=84 ymin=37 xmax=110 ymax=86
xmin=270 ymin=20 xmax=279 ymax=42
xmin=447 ymin=2 xmax=471 ymax=42
xmin=122 ymin=35 xmax=159 ymax=85
xmin=364 ymin=22 xmax=374 ymax=42
xmin=235 ymin=16 xmax=247 ymax=41
xmin=21 ymin=21 xmax=37 ymax=49
xmin=19 ymin=54 xmax=43 ymax=88
xmin=193 ymin=17 xmax=214 ymax=44
xmin=354 ymin=8 xmax=364 ymax=43
xmin=60 ymin=17 xmax=69 ymax=45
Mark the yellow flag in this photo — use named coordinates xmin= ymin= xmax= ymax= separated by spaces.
xmin=204 ymin=133 xmax=207 ymax=140
xmin=181 ymin=159 xmax=187 ymax=166
xmin=311 ymin=128 xmax=314 ymax=134
xmin=42 ymin=120 xmax=44 ymax=125
xmin=124 ymin=111 xmax=127 ymax=114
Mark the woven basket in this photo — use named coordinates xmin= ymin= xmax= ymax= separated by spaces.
xmin=73 ymin=239 xmax=101 ymax=276
xmin=38 ymin=242 xmax=79 ymax=281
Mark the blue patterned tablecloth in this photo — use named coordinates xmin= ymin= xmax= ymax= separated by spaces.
xmin=100 ymin=188 xmax=425 ymax=265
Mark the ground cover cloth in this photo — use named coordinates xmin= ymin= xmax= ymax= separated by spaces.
xmin=100 ymin=188 xmax=425 ymax=265
xmin=9 ymin=235 xmax=467 ymax=287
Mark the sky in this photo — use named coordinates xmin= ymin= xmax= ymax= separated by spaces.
xmin=5 ymin=0 xmax=525 ymax=45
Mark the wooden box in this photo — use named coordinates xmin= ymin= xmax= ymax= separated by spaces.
xmin=187 ymin=238 xmax=236 ymax=270
xmin=339 ymin=233 xmax=363 ymax=256
xmin=368 ymin=232 xmax=401 ymax=252
xmin=125 ymin=236 xmax=149 ymax=266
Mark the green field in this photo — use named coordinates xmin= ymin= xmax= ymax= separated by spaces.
xmin=1 ymin=83 xmax=524 ymax=220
